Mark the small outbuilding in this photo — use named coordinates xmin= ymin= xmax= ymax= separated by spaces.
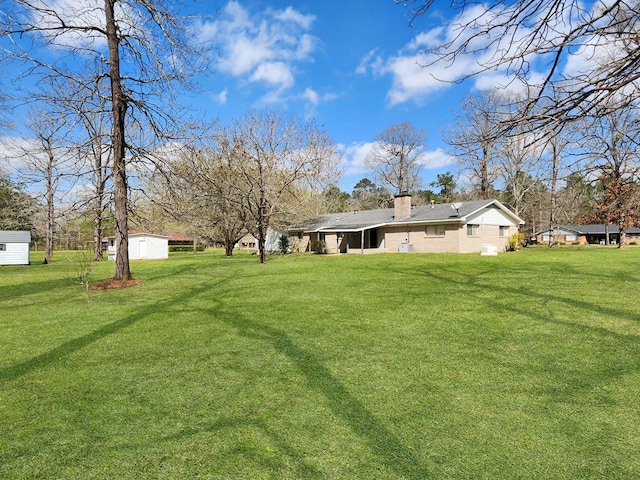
xmin=0 ymin=230 xmax=31 ymax=265
xmin=106 ymin=233 xmax=169 ymax=261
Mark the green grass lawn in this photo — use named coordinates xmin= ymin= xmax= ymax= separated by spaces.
xmin=1 ymin=247 xmax=639 ymax=479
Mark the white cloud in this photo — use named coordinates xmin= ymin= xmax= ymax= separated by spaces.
xmin=368 ymin=3 xmax=554 ymax=106
xmin=28 ymin=0 xmax=141 ymax=51
xmin=250 ymin=62 xmax=294 ymax=88
xmin=301 ymin=87 xmax=338 ymax=106
xmin=302 ymin=88 xmax=319 ymax=105
xmin=420 ymin=148 xmax=455 ymax=170
xmin=213 ymin=88 xmax=228 ymax=104
xmin=340 ymin=142 xmax=374 ymax=177
xmin=199 ymin=2 xmax=317 ymax=96
xmin=356 ymin=49 xmax=381 ymax=75
xmin=273 ymin=6 xmax=315 ymax=30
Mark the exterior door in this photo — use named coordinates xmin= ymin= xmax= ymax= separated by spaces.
xmin=139 ymin=239 xmax=147 ymax=258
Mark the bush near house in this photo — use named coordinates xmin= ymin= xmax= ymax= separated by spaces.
xmin=169 ymin=244 xmax=205 ymax=252
xmin=277 ymin=235 xmax=290 ymax=254
xmin=311 ymin=240 xmax=327 ymax=254
xmin=506 ymin=232 xmax=526 ymax=251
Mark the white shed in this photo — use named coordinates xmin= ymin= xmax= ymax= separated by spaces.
xmin=0 ymin=230 xmax=31 ymax=265
xmin=106 ymin=233 xmax=169 ymax=261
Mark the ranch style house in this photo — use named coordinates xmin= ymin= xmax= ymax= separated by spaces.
xmin=290 ymin=194 xmax=524 ymax=255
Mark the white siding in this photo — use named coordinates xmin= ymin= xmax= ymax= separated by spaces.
xmin=467 ymin=207 xmax=518 ymax=227
xmin=128 ymin=234 xmax=168 ymax=260
xmin=0 ymin=242 xmax=30 ymax=265
xmin=107 ymin=234 xmax=169 ymax=261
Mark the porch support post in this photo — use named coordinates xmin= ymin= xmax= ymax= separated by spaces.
xmin=361 ymin=229 xmax=365 ymax=254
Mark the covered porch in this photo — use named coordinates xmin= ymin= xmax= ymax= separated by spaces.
xmin=309 ymin=227 xmax=385 ymax=254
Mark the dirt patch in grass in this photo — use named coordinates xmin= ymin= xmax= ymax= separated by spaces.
xmin=90 ymin=279 xmax=141 ymax=290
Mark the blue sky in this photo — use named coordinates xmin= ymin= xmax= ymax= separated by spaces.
xmin=189 ymin=0 xmax=471 ymax=192
xmin=3 ymin=1 xmax=593 ymax=194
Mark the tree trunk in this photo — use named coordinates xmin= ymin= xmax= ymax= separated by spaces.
xmin=44 ymin=160 xmax=54 ymax=264
xmin=548 ymin=137 xmax=558 ymax=248
xmin=618 ymin=213 xmax=627 ymax=249
xmin=257 ymin=228 xmax=266 ymax=263
xmin=480 ymin=148 xmax=490 ymax=200
xmin=93 ymin=192 xmax=103 ymax=261
xmin=105 ymin=0 xmax=131 ymax=280
xmin=257 ymin=202 xmax=267 ymax=263
xmin=619 ymin=230 xmax=627 ymax=249
xmin=224 ymin=239 xmax=234 ymax=257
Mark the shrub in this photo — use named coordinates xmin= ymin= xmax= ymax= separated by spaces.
xmin=311 ymin=240 xmax=327 ymax=254
xmin=278 ymin=235 xmax=290 ymax=254
xmin=506 ymin=233 xmax=526 ymax=252
xmin=169 ymin=245 xmax=205 ymax=252
xmin=66 ymin=249 xmax=93 ymax=302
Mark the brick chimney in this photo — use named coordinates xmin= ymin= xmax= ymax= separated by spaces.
xmin=394 ymin=192 xmax=412 ymax=218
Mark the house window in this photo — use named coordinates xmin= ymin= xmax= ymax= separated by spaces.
xmin=425 ymin=224 xmax=446 ymax=237
xmin=0 ymin=243 xmax=5 ymax=251
xmin=319 ymin=233 xmax=326 ymax=242
xmin=467 ymin=224 xmax=479 ymax=236
xmin=499 ymin=226 xmax=510 ymax=237
xmin=565 ymin=234 xmax=578 ymax=242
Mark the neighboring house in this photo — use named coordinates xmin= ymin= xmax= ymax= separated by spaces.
xmin=236 ymin=229 xmax=287 ymax=253
xmin=291 ymin=194 xmax=524 ymax=254
xmin=166 ymin=232 xmax=195 ymax=247
xmin=105 ymin=233 xmax=169 ymax=261
xmin=236 ymin=233 xmax=257 ymax=251
xmin=0 ymin=230 xmax=31 ymax=265
xmin=535 ymin=224 xmax=640 ymax=245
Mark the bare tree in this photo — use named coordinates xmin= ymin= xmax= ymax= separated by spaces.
xmin=8 ymin=110 xmax=75 ymax=264
xmin=443 ymin=90 xmax=501 ymax=199
xmin=2 ymin=0 xmax=208 ymax=279
xmin=365 ymin=122 xmax=426 ymax=194
xmin=540 ymin=119 xmax=578 ymax=247
xmin=578 ymin=105 xmax=640 ymax=248
xmin=231 ymin=111 xmax=341 ymax=263
xmin=395 ymin=1 xmax=640 ymax=129
xmin=494 ymin=122 xmax=547 ymax=220
xmin=155 ymin=137 xmax=250 ymax=257
xmin=75 ymin=89 xmax=112 ymax=262
xmin=0 ymin=174 xmax=38 ymax=230
xmin=556 ymin=172 xmax=597 ymax=225
xmin=42 ymin=75 xmax=115 ymax=261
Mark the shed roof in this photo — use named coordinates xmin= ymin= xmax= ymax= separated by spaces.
xmin=128 ymin=232 xmax=170 ymax=239
xmin=0 ymin=230 xmax=31 ymax=243
xmin=104 ymin=232 xmax=170 ymax=240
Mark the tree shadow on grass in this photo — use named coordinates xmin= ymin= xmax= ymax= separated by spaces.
xmin=0 ymin=280 xmax=221 ymax=384
xmin=160 ymin=416 xmax=324 ymax=479
xmin=419 ymin=268 xmax=640 ymax=399
xmin=0 ymin=278 xmax=72 ymax=305
xmin=220 ymin=315 xmax=433 ymax=479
